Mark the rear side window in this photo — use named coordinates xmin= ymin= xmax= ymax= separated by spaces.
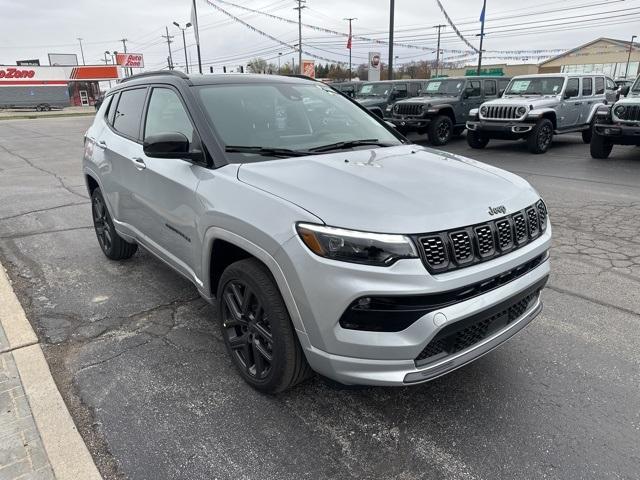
xmin=595 ymin=77 xmax=605 ymax=95
xmin=467 ymin=81 xmax=481 ymax=97
xmin=107 ymin=93 xmax=119 ymax=125
xmin=484 ymin=80 xmax=497 ymax=96
xmin=582 ymin=78 xmax=593 ymax=96
xmin=113 ymin=88 xmax=147 ymax=139
xmin=100 ymin=95 xmax=113 ymax=121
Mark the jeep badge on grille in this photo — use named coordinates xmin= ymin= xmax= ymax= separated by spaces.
xmin=488 ymin=205 xmax=507 ymax=216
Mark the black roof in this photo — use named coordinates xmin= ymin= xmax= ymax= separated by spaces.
xmin=113 ymin=71 xmax=317 ymax=90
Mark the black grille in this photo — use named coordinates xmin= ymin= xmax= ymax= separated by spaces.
xmin=421 ymin=236 xmax=447 ymax=266
xmin=475 ymin=225 xmax=495 ymax=257
xmin=496 ymin=219 xmax=513 ymax=250
xmin=536 ymin=200 xmax=547 ymax=231
xmin=417 ymin=201 xmax=548 ymax=273
xmin=482 ymin=105 xmax=523 ymax=120
xmin=395 ymin=103 xmax=423 ymax=116
xmin=617 ymin=104 xmax=640 ymax=122
xmin=415 ymin=283 xmax=544 ymax=365
xmin=450 ymin=231 xmax=473 ymax=263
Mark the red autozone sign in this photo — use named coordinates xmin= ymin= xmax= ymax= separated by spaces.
xmin=116 ymin=53 xmax=144 ymax=68
xmin=0 ymin=68 xmax=35 ymax=79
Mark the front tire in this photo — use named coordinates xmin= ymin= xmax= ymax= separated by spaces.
xmin=526 ymin=118 xmax=554 ymax=154
xmin=217 ymin=258 xmax=312 ymax=393
xmin=428 ymin=115 xmax=454 ymax=146
xmin=466 ymin=130 xmax=490 ymax=149
xmin=590 ymin=131 xmax=613 ymax=159
xmin=91 ymin=188 xmax=138 ymax=260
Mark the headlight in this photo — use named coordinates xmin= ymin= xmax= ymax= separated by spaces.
xmin=614 ymin=105 xmax=626 ymax=117
xmin=480 ymin=106 xmax=488 ymax=116
xmin=296 ymin=223 xmax=418 ymax=266
xmin=393 ymin=104 xmax=399 ymax=112
xmin=517 ymin=106 xmax=528 ymax=116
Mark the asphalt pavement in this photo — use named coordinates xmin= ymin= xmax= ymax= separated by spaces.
xmin=0 ymin=116 xmax=638 ymax=480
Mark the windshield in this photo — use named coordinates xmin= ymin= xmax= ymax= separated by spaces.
xmin=197 ymin=83 xmax=402 ymax=161
xmin=421 ymin=79 xmax=465 ymax=96
xmin=505 ymin=77 xmax=565 ymax=96
xmin=357 ymin=83 xmax=393 ymax=97
xmin=631 ymin=78 xmax=640 ymax=94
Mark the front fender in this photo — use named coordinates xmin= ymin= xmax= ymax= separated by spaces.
xmin=527 ymin=107 xmax=556 ymax=119
xmin=585 ymin=102 xmax=606 ymax=123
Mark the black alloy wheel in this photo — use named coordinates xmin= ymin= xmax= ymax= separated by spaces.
xmin=90 ymin=188 xmax=138 ymax=260
xmin=527 ymin=118 xmax=554 ymax=154
xmin=428 ymin=115 xmax=454 ymax=146
xmin=221 ymin=280 xmax=274 ymax=380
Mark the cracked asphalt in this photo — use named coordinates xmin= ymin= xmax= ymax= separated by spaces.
xmin=0 ymin=117 xmax=639 ymax=480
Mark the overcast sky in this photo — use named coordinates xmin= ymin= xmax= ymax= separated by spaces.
xmin=0 ymin=0 xmax=637 ymax=71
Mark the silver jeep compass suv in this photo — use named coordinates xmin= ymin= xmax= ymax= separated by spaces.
xmin=83 ymin=72 xmax=551 ymax=393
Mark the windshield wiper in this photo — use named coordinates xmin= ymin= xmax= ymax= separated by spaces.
xmin=308 ymin=139 xmax=395 ymax=153
xmin=225 ymin=146 xmax=311 ymax=157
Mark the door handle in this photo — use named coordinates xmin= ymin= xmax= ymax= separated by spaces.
xmin=574 ymin=102 xmax=581 ymax=106
xmin=96 ymin=140 xmax=107 ymax=149
xmin=132 ymin=157 xmax=146 ymax=170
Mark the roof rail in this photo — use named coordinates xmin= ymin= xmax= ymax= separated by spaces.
xmin=119 ymin=70 xmax=190 ymax=84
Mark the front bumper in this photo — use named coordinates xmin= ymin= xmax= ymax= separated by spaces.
xmin=275 ymin=226 xmax=552 ymax=386
xmin=467 ymin=120 xmax=534 ymax=139
xmin=390 ymin=117 xmax=431 ymax=130
xmin=594 ymin=123 xmax=640 ymax=145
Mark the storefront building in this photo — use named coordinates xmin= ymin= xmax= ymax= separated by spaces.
xmin=0 ymin=65 xmax=121 ymax=109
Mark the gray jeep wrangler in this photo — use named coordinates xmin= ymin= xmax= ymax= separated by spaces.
xmin=466 ymin=74 xmax=618 ymax=154
xmin=390 ymin=76 xmax=510 ymax=145
xmin=590 ymin=78 xmax=640 ymax=158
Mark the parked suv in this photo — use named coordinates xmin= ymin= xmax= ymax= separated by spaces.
xmin=466 ymin=74 xmax=618 ymax=154
xmin=355 ymin=79 xmax=426 ymax=118
xmin=83 ymin=72 xmax=551 ymax=393
xmin=390 ymin=76 xmax=510 ymax=145
xmin=590 ymin=78 xmax=640 ymax=158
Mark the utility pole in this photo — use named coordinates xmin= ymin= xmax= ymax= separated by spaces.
xmin=77 ymin=38 xmax=85 ymax=65
xmin=119 ymin=38 xmax=129 ymax=77
xmin=433 ymin=25 xmax=446 ymax=77
xmin=278 ymin=52 xmax=282 ymax=74
xmin=162 ymin=27 xmax=175 ymax=70
xmin=625 ymin=35 xmax=638 ymax=78
xmin=477 ymin=0 xmax=487 ymax=76
xmin=192 ymin=0 xmax=203 ymax=73
xmin=294 ymin=0 xmax=306 ymax=74
xmin=388 ymin=0 xmax=395 ymax=80
xmin=344 ymin=17 xmax=357 ymax=79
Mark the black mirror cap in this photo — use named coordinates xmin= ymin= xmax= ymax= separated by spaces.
xmin=143 ymin=132 xmax=203 ymax=162
xmin=620 ymin=85 xmax=631 ymax=96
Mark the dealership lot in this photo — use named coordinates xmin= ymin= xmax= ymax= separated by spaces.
xmin=0 ymin=116 xmax=639 ymax=479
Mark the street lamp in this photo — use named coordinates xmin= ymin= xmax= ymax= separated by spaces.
xmin=173 ymin=21 xmax=193 ymax=74
xmin=625 ymin=35 xmax=638 ymax=79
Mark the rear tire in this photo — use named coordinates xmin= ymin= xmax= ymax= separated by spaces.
xmin=427 ymin=115 xmax=454 ymax=146
xmin=91 ymin=188 xmax=138 ymax=260
xmin=217 ymin=258 xmax=312 ymax=393
xmin=590 ymin=131 xmax=613 ymax=159
xmin=466 ymin=130 xmax=490 ymax=149
xmin=526 ymin=118 xmax=554 ymax=154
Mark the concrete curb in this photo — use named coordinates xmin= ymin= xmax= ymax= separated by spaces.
xmin=0 ymin=266 xmax=37 ymax=353
xmin=0 ymin=112 xmax=96 ymax=121
xmin=0 ymin=265 xmax=103 ymax=480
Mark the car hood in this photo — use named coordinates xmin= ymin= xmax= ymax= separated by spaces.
xmin=395 ymin=96 xmax=457 ymax=106
xmin=486 ymin=95 xmax=560 ymax=109
xmin=616 ymin=96 xmax=640 ymax=106
xmin=356 ymin=97 xmax=387 ymax=107
xmin=237 ymin=145 xmax=539 ymax=234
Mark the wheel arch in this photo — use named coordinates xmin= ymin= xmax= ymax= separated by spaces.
xmin=435 ymin=106 xmax=456 ymax=123
xmin=201 ymin=227 xmax=306 ymax=334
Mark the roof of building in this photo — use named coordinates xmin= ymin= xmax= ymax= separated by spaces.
xmin=539 ymin=37 xmax=640 ymax=66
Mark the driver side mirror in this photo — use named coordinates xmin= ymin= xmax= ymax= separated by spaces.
xmin=143 ymin=132 xmax=203 ymax=162
xmin=620 ymin=85 xmax=630 ymax=96
xmin=462 ymin=87 xmax=474 ymax=99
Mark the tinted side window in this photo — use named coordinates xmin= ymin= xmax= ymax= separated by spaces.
xmin=582 ymin=78 xmax=593 ymax=96
xmin=595 ymin=77 xmax=605 ymax=95
xmin=408 ymin=82 xmax=420 ymax=95
xmin=484 ymin=80 xmax=497 ymax=96
xmin=566 ymin=78 xmax=579 ymax=98
xmin=100 ymin=95 xmax=113 ymax=121
xmin=394 ymin=83 xmax=408 ymax=98
xmin=606 ymin=77 xmax=616 ymax=90
xmin=144 ymin=88 xmax=195 ymax=144
xmin=467 ymin=81 xmax=481 ymax=97
xmin=113 ymin=88 xmax=147 ymax=139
